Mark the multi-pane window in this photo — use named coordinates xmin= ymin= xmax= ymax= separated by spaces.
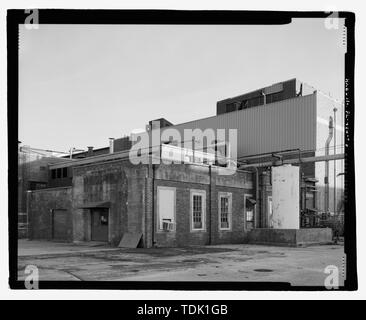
xmin=191 ymin=190 xmax=206 ymax=231
xmin=219 ymin=193 xmax=232 ymax=230
xmin=193 ymin=195 xmax=203 ymax=229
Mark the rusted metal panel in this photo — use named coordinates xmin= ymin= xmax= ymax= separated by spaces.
xmin=168 ymin=93 xmax=317 ymax=158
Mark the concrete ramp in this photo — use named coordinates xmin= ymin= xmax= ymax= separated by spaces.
xmin=118 ymin=233 xmax=143 ymax=248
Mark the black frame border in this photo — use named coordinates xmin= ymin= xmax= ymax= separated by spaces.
xmin=7 ymin=9 xmax=357 ymax=291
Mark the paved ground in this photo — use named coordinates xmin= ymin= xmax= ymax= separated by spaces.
xmin=17 ymin=240 xmax=346 ymax=286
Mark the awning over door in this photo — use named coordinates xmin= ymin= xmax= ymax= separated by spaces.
xmin=78 ymin=201 xmax=111 ymax=209
xmin=246 ymin=198 xmax=257 ymax=206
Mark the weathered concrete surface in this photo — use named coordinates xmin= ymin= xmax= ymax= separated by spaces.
xmin=244 ymin=228 xmax=333 ymax=246
xmin=18 ymin=240 xmax=117 ymax=257
xmin=72 ymin=161 xmax=148 ymax=246
xmin=17 ymin=240 xmax=345 ymax=287
xmin=272 ymin=165 xmax=300 ymax=229
xmin=28 ymin=187 xmax=73 ymax=241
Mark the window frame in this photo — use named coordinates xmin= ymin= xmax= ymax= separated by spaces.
xmin=190 ymin=189 xmax=206 ymax=232
xmin=156 ymin=186 xmax=176 ymax=233
xmin=218 ymin=192 xmax=232 ymax=231
xmin=244 ymin=193 xmax=255 ymax=230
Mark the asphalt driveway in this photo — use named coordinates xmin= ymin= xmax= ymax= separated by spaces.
xmin=17 ymin=240 xmax=345 ymax=286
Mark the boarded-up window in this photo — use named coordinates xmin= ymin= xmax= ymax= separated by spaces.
xmin=157 ymin=187 xmax=175 ymax=231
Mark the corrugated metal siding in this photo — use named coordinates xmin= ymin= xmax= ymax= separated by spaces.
xmin=164 ymin=93 xmax=317 ymax=158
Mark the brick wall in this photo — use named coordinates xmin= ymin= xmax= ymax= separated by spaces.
xmin=153 ymin=164 xmax=254 ymax=247
xmin=72 ymin=160 xmax=148 ymax=246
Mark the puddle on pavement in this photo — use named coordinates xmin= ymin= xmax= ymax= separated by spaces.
xmin=254 ymin=269 xmax=274 ymax=272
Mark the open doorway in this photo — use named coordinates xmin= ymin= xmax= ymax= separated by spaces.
xmin=90 ymin=208 xmax=109 ymax=242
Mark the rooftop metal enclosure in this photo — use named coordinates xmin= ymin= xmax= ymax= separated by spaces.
xmin=161 ymin=92 xmax=317 ymax=159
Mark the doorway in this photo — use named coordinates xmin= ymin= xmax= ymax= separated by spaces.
xmin=91 ymin=208 xmax=109 ymax=242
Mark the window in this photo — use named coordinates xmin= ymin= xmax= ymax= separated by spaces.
xmin=62 ymin=167 xmax=68 ymax=178
xmin=219 ymin=193 xmax=232 ymax=230
xmin=51 ymin=169 xmax=56 ymax=179
xmin=157 ymin=187 xmax=176 ymax=231
xmin=245 ymin=194 xmax=255 ymax=230
xmin=191 ymin=190 xmax=206 ymax=231
xmin=56 ymin=168 xmax=62 ymax=179
xmin=268 ymin=196 xmax=273 ymax=228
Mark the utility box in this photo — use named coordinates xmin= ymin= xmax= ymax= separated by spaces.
xmin=271 ymin=165 xmax=300 ymax=229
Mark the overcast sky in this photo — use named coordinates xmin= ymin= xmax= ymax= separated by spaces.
xmin=19 ymin=18 xmax=345 ymax=152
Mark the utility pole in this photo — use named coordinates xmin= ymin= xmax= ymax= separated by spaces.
xmin=333 ymin=107 xmax=338 ymax=214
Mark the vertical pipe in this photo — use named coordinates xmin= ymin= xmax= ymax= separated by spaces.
xmin=109 ymin=138 xmax=114 ymax=154
xmin=254 ymin=167 xmax=259 ymax=228
xmin=324 ymin=116 xmax=334 ymax=213
xmin=151 ymin=164 xmax=155 ymax=247
xmin=208 ymin=165 xmax=212 ymax=245
xmin=333 ymin=108 xmax=337 ymax=214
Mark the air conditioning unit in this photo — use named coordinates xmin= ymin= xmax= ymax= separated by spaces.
xmin=162 ymin=221 xmax=175 ymax=231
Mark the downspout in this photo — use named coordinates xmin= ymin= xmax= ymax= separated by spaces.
xmin=324 ymin=116 xmax=334 ymax=213
xmin=254 ymin=167 xmax=259 ymax=228
xmin=208 ymin=165 xmax=212 ymax=245
xmin=151 ymin=164 xmax=155 ymax=247
xmin=261 ymin=90 xmax=266 ymax=106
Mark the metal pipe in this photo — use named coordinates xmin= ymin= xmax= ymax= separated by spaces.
xmin=109 ymin=138 xmax=114 ymax=154
xmin=262 ymin=90 xmax=266 ymax=106
xmin=333 ymin=108 xmax=337 ymax=214
xmin=208 ymin=165 xmax=212 ymax=245
xmin=254 ymin=167 xmax=259 ymax=228
xmin=324 ymin=116 xmax=334 ymax=213
xmin=238 ymin=153 xmax=343 ymax=169
xmin=151 ymin=164 xmax=155 ymax=248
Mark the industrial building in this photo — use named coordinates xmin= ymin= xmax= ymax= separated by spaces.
xmin=23 ymin=79 xmax=344 ymax=247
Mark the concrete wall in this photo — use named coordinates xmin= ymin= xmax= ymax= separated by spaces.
xmin=244 ymin=228 xmax=333 ymax=246
xmin=271 ymin=165 xmax=300 ymax=229
xmin=28 ymin=187 xmax=73 ymax=241
xmin=72 ymin=160 xmax=148 ymax=246
xmin=18 ymin=155 xmax=68 ymax=213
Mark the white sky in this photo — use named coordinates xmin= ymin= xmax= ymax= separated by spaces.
xmin=19 ymin=18 xmax=345 ymax=152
